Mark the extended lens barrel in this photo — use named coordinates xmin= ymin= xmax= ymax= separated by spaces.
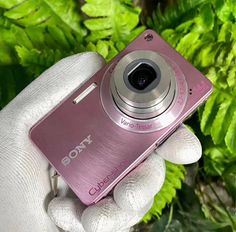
xmin=110 ymin=50 xmax=176 ymax=119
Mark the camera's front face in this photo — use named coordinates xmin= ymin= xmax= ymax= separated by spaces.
xmin=30 ymin=30 xmax=212 ymax=206
xmin=101 ymin=49 xmax=188 ymax=133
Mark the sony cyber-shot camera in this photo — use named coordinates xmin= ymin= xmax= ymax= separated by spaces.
xmin=30 ymin=30 xmax=213 ymax=205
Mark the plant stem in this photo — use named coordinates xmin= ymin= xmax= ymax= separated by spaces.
xmin=166 ymin=203 xmax=174 ymax=229
xmin=208 ymin=182 xmax=236 ymax=229
xmin=201 ymin=171 xmax=236 ymax=229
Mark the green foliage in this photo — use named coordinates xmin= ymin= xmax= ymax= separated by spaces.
xmin=203 ymin=143 xmax=236 ymax=176
xmin=150 ymin=184 xmax=233 ymax=232
xmin=0 ymin=0 xmax=86 ymax=107
xmin=0 ymin=0 xmax=85 ymax=66
xmin=143 ymin=162 xmax=186 ymax=222
xmin=82 ymin=0 xmax=143 ymax=42
xmin=0 ymin=0 xmax=145 ymax=107
xmin=147 ymin=0 xmax=236 ymax=229
xmin=223 ymin=164 xmax=236 ymax=203
xmin=81 ymin=0 xmax=145 ymax=60
xmin=0 ymin=65 xmax=33 ymax=109
xmin=148 ymin=0 xmax=210 ymax=32
xmin=150 ymin=0 xmax=236 ymax=178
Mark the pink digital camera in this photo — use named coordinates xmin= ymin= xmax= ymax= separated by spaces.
xmin=30 ymin=30 xmax=213 ymax=205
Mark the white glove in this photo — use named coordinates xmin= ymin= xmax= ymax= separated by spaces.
xmin=0 ymin=52 xmax=201 ymax=232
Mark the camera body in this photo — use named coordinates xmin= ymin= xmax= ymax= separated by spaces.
xmin=30 ymin=30 xmax=213 ymax=205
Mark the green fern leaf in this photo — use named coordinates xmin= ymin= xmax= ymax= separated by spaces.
xmin=204 ymin=143 xmax=236 ymax=176
xmin=211 ymin=99 xmax=235 ymax=144
xmin=81 ymin=0 xmax=145 ymax=60
xmin=86 ymin=40 xmax=120 ymax=61
xmin=214 ymin=0 xmax=235 ymax=22
xmin=0 ymin=0 xmax=84 ymax=34
xmin=0 ymin=65 xmax=33 ymax=109
xmin=176 ymin=32 xmax=201 ymax=60
xmin=149 ymin=0 xmax=210 ymax=32
xmin=82 ymin=0 xmax=144 ymax=43
xmin=15 ymin=46 xmax=74 ymax=77
xmin=225 ymin=111 xmax=236 ymax=154
xmin=200 ymin=92 xmax=222 ymax=136
xmin=0 ymin=0 xmax=86 ymax=107
xmin=142 ymin=162 xmax=186 ymax=222
xmin=0 ymin=0 xmax=85 ymax=66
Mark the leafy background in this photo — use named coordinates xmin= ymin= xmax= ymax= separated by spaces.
xmin=0 ymin=0 xmax=236 ymax=231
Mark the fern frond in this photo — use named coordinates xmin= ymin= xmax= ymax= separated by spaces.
xmin=15 ymin=46 xmax=77 ymax=77
xmin=200 ymin=41 xmax=236 ymax=155
xmin=149 ymin=0 xmax=210 ymax=32
xmin=81 ymin=0 xmax=145 ymax=44
xmin=0 ymin=0 xmax=85 ymax=66
xmin=142 ymin=162 xmax=186 ymax=222
xmin=0 ymin=0 xmax=85 ymax=34
xmin=86 ymin=40 xmax=120 ymax=61
xmin=204 ymin=142 xmax=236 ymax=176
xmin=214 ymin=0 xmax=236 ymax=22
xmin=0 ymin=65 xmax=33 ymax=109
xmin=0 ymin=0 xmax=86 ymax=108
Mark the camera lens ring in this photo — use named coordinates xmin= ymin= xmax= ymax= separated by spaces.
xmin=110 ymin=50 xmax=176 ymax=119
xmin=111 ymin=78 xmax=175 ymax=119
xmin=100 ymin=52 xmax=188 ymax=132
xmin=112 ymin=51 xmax=173 ymax=109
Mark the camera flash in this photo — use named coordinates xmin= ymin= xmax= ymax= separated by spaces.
xmin=73 ymin=83 xmax=97 ymax=104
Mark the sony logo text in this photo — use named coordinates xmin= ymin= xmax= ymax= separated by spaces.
xmin=61 ymin=135 xmax=92 ymax=166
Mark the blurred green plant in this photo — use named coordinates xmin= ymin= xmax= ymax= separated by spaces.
xmin=0 ymin=0 xmax=86 ymax=108
xmin=82 ymin=0 xmax=145 ymax=60
xmin=150 ymin=184 xmax=235 ymax=231
xmin=0 ymin=0 xmax=85 ymax=66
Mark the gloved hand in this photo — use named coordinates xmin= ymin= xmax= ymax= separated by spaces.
xmin=0 ymin=52 xmax=201 ymax=232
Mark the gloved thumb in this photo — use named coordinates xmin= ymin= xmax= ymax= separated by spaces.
xmin=48 ymin=197 xmax=86 ymax=232
xmin=156 ymin=124 xmax=202 ymax=164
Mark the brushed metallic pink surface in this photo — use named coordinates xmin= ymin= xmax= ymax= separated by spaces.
xmin=30 ymin=30 xmax=213 ymax=205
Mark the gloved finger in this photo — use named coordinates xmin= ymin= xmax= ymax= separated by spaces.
xmin=156 ymin=124 xmax=202 ymax=164
xmin=113 ymin=125 xmax=201 ymax=212
xmin=114 ymin=155 xmax=165 ymax=211
xmin=48 ymin=197 xmax=86 ymax=232
xmin=81 ymin=197 xmax=153 ymax=232
xmin=1 ymin=52 xmax=105 ymax=131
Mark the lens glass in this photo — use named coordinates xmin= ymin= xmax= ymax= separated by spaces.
xmin=128 ymin=63 xmax=156 ymax=90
